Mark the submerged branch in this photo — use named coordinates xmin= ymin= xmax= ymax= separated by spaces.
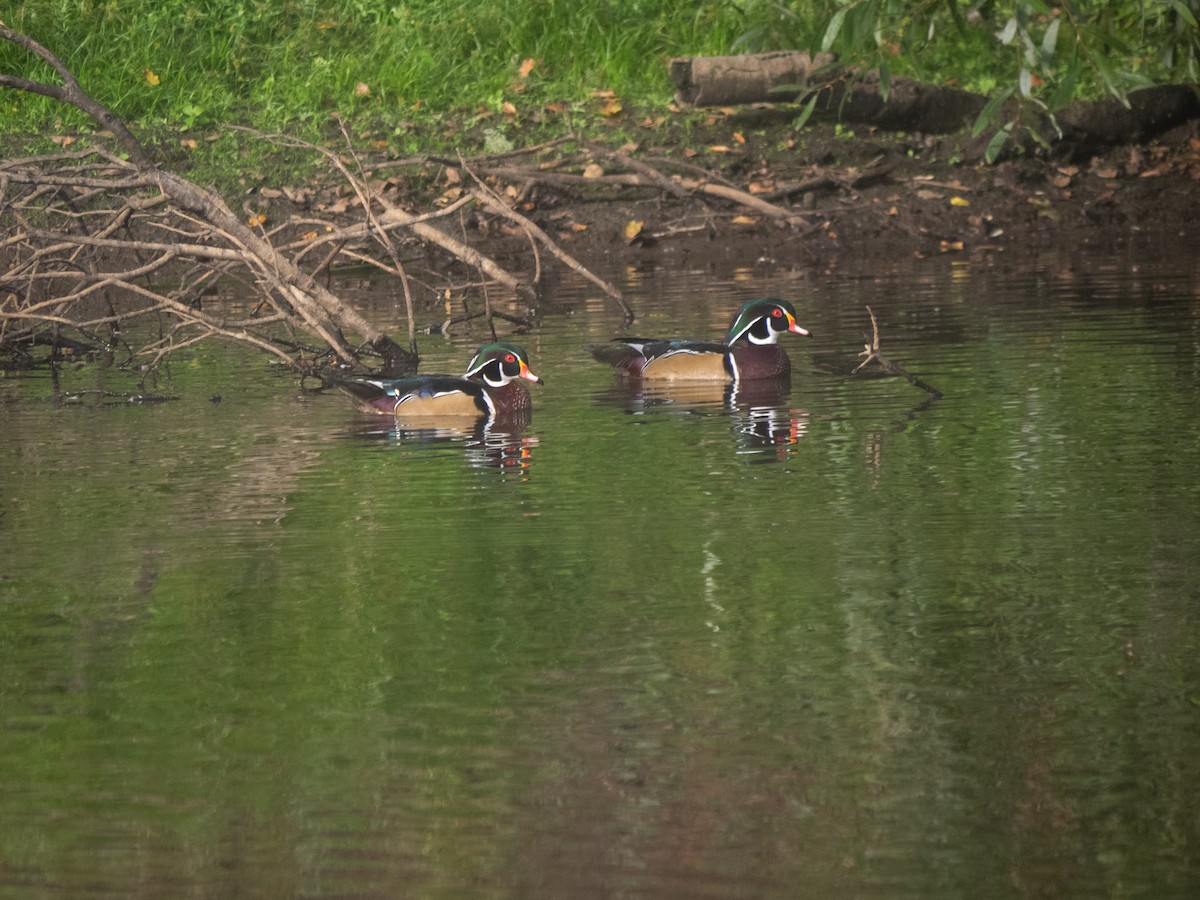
xmin=854 ymin=306 xmax=943 ymax=399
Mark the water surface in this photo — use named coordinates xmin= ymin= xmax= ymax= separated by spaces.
xmin=2 ymin=249 xmax=1199 ymax=898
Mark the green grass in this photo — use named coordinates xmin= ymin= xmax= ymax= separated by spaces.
xmin=3 ymin=0 xmax=1197 ymax=153
xmin=1 ymin=0 xmax=754 ymax=140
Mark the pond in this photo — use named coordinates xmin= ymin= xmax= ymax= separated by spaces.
xmin=2 ymin=245 xmax=1199 ymax=898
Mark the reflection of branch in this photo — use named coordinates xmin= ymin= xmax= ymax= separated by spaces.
xmin=854 ymin=306 xmax=942 ymax=399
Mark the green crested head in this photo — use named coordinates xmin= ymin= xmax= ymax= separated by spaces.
xmin=464 ymin=342 xmax=543 ymax=386
xmin=724 ymin=298 xmax=810 ymax=346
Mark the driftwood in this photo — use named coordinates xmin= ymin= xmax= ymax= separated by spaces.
xmin=0 ymin=27 xmax=628 ymax=379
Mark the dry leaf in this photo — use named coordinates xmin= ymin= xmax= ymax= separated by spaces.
xmin=180 ymin=138 xmax=198 ymax=149
xmin=733 ymin=132 xmax=746 ymax=144
xmin=1057 ymin=165 xmax=1080 ymax=177
xmin=940 ymin=240 xmax=964 ymax=252
xmin=731 ymin=215 xmax=758 ymax=225
xmin=590 ymin=90 xmax=616 ymax=98
xmin=949 ymin=196 xmax=970 ymax=207
xmin=602 ymin=99 xmax=623 ymax=117
xmin=624 ymin=220 xmax=644 ymax=240
xmin=747 ymin=181 xmax=773 ymax=194
xmin=709 ymin=145 xmax=732 ymax=154
xmin=582 ymin=163 xmax=604 ymax=178
xmin=501 ymin=101 xmax=516 ymax=116
xmin=301 ymin=230 xmax=319 ymax=241
xmin=355 ymin=82 xmax=371 ymax=96
xmin=916 ymin=189 xmax=943 ymax=200
xmin=569 ymin=222 xmax=589 ymax=232
xmin=518 ymin=58 xmax=536 ymax=78
xmin=1051 ymin=174 xmax=1072 ymax=188
xmin=886 ymin=206 xmax=898 ymax=215
xmin=258 ymin=187 xmax=283 ymax=199
xmin=1093 ymin=165 xmax=1119 ymax=179
xmin=445 ymin=167 xmax=461 ymax=184
xmin=683 ymin=148 xmax=698 ymax=158
xmin=619 ymin=142 xmax=639 ymax=153
xmin=50 ymin=135 xmax=75 ymax=147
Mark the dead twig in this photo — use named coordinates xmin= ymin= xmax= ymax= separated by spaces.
xmin=854 ymin=306 xmax=943 ymax=398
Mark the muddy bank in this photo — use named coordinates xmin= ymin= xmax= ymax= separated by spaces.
xmin=452 ymin=116 xmax=1200 ymax=279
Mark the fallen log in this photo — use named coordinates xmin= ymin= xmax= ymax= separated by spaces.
xmin=669 ymin=51 xmax=836 ymax=107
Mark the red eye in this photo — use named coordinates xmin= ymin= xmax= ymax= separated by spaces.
xmin=771 ymin=308 xmax=783 ymax=317
xmin=505 ymin=353 xmax=516 ymax=363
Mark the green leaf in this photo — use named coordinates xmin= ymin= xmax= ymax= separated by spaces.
xmin=971 ymin=86 xmax=1014 ymax=137
xmin=984 ymin=123 xmax=1014 ymax=164
xmin=792 ymin=92 xmax=819 ymax=130
xmin=1041 ymin=17 xmax=1061 ymax=61
xmin=822 ymin=7 xmax=848 ymax=52
xmin=997 ymin=16 xmax=1018 ymax=45
xmin=1171 ymin=0 xmax=1198 ymax=28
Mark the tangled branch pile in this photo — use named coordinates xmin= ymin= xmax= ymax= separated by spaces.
xmin=0 ymin=27 xmax=629 ymax=382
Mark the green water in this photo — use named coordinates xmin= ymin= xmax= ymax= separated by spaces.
xmin=2 ymin=255 xmax=1199 ymax=898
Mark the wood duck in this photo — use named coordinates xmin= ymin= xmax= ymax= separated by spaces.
xmin=592 ymin=298 xmax=810 ymax=381
xmin=337 ymin=342 xmax=542 ymax=418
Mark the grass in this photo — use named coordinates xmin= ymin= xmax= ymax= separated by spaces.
xmin=3 ymin=0 xmax=1197 ymax=158
xmin=1 ymin=0 xmax=755 ymax=140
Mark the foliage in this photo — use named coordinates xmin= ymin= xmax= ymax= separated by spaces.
xmin=801 ymin=0 xmax=1200 ymax=160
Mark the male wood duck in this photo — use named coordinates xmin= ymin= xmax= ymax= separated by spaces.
xmin=337 ymin=342 xmax=542 ymax=418
xmin=592 ymin=298 xmax=810 ymax=381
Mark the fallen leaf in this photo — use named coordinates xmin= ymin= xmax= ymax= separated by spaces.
xmin=940 ymin=240 xmax=964 ymax=252
xmin=747 ymin=181 xmax=773 ymax=194
xmin=602 ymin=99 xmax=623 ymax=117
xmin=445 ymin=167 xmax=461 ymax=184
xmin=683 ymin=148 xmax=698 ymax=158
xmin=1051 ymin=174 xmax=1071 ymax=189
xmin=1093 ymin=165 xmax=1119 ymax=179
xmin=582 ymin=163 xmax=604 ymax=178
xmin=624 ymin=220 xmax=644 ymax=240
xmin=247 ymin=213 xmax=267 ymax=227
xmin=180 ymin=138 xmax=198 ymax=149
xmin=355 ymin=82 xmax=370 ymax=96
xmin=518 ymin=58 xmax=536 ymax=78
xmin=570 ymin=222 xmax=589 ymax=232
xmin=731 ymin=215 xmax=758 ymax=225
xmin=144 ymin=69 xmax=160 ymax=86
xmin=590 ymin=90 xmax=616 ymax=98
xmin=502 ymin=101 xmax=518 ymax=116
xmin=709 ymin=145 xmax=732 ymax=153
xmin=950 ymin=196 xmax=970 ymax=207
xmin=733 ymin=132 xmax=746 ymax=144
xmin=259 ymin=187 xmax=283 ymax=199
xmin=886 ymin=206 xmax=898 ymax=215
xmin=916 ymin=189 xmax=943 ymax=200
xmin=301 ymin=230 xmax=319 ymax=241
xmin=1057 ymin=165 xmax=1080 ymax=176
xmin=619 ymin=142 xmax=639 ymax=153
xmin=50 ymin=135 xmax=75 ymax=147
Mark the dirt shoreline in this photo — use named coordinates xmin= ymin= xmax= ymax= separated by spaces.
xmin=466 ymin=120 xmax=1200 ymax=278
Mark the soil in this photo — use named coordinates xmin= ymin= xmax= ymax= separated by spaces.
xmin=444 ymin=110 xmax=1200 ymax=278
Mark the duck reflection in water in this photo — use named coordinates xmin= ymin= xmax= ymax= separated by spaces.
xmin=596 ymin=375 xmax=809 ymax=462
